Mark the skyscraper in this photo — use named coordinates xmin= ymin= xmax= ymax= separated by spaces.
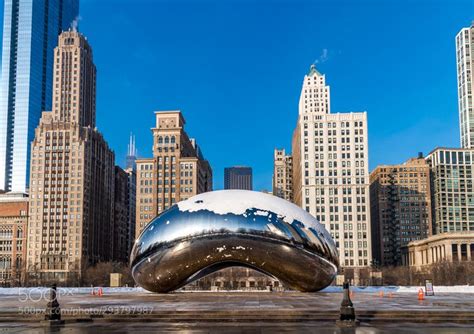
xmin=291 ymin=65 xmax=372 ymax=267
xmin=426 ymin=148 xmax=474 ymax=234
xmin=456 ymin=22 xmax=474 ymax=148
xmin=113 ymin=166 xmax=130 ymax=263
xmin=126 ymin=133 xmax=137 ymax=170
xmin=26 ymin=31 xmax=115 ymax=283
xmin=224 ymin=166 xmax=252 ymax=190
xmin=273 ymin=149 xmax=293 ymax=202
xmin=0 ymin=0 xmax=79 ymax=193
xmin=125 ymin=133 xmax=137 ymax=255
xmin=370 ymin=155 xmax=432 ymax=266
xmin=135 ymin=111 xmax=212 ymax=236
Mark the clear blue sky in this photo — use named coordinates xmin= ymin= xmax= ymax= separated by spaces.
xmin=3 ymin=0 xmax=474 ymax=190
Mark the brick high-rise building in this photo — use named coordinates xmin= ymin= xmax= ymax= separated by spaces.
xmin=0 ymin=192 xmax=28 ymax=286
xmin=369 ymin=155 xmax=432 ymax=266
xmin=291 ymin=65 xmax=371 ymax=268
xmin=272 ymin=149 xmax=293 ymax=202
xmin=135 ymin=111 xmax=212 ymax=236
xmin=26 ymin=31 xmax=115 ymax=283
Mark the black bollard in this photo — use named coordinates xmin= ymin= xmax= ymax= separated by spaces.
xmin=43 ymin=284 xmax=65 ymax=325
xmin=336 ymin=281 xmax=359 ymax=327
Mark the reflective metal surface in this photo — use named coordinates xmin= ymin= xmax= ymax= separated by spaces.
xmin=130 ymin=190 xmax=339 ymax=293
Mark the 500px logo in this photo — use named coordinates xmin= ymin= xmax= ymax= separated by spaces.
xmin=17 ymin=288 xmax=75 ymax=303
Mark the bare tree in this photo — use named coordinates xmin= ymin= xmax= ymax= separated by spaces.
xmin=381 ymin=262 xmax=474 ymax=286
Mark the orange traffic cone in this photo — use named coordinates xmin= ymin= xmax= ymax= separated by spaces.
xmin=98 ymin=287 xmax=103 ymax=297
xmin=379 ymin=290 xmax=384 ymax=298
xmin=418 ymin=288 xmax=424 ymax=301
xmin=388 ymin=292 xmax=393 ymax=298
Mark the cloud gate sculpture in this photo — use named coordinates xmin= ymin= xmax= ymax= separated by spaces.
xmin=130 ymin=190 xmax=339 ymax=293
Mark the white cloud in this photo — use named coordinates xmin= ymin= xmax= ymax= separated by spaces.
xmin=314 ymin=48 xmax=329 ymax=64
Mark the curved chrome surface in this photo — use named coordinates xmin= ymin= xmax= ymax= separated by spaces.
xmin=130 ymin=190 xmax=339 ymax=293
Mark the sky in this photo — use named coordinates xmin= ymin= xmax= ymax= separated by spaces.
xmin=3 ymin=0 xmax=474 ymax=190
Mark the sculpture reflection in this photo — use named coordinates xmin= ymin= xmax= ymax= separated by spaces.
xmin=130 ymin=190 xmax=339 ymax=293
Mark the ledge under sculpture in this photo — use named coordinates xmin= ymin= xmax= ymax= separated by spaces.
xmin=130 ymin=190 xmax=339 ymax=293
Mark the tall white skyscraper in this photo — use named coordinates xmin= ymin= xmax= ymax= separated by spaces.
xmin=292 ymin=65 xmax=372 ymax=267
xmin=456 ymin=22 xmax=474 ymax=148
xmin=0 ymin=0 xmax=79 ymax=193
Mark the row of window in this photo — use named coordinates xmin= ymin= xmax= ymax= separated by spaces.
xmin=307 ymin=177 xmax=367 ymax=185
xmin=312 ymin=214 xmax=368 ymax=222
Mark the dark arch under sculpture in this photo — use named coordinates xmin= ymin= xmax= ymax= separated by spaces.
xmin=130 ymin=190 xmax=339 ymax=293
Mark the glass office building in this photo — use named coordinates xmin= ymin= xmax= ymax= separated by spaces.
xmin=224 ymin=166 xmax=253 ymax=190
xmin=426 ymin=148 xmax=474 ymax=234
xmin=0 ymin=0 xmax=79 ymax=192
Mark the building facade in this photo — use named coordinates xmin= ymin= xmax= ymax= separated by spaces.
xmin=292 ymin=65 xmax=371 ymax=267
xmin=0 ymin=193 xmax=28 ymax=286
xmin=456 ymin=22 xmax=474 ymax=149
xmin=402 ymin=232 xmax=474 ymax=268
xmin=113 ymin=166 xmax=129 ymax=263
xmin=125 ymin=134 xmax=137 ymax=257
xmin=272 ymin=149 xmax=293 ymax=202
xmin=370 ymin=155 xmax=432 ymax=266
xmin=26 ymin=31 xmax=115 ymax=283
xmin=426 ymin=148 xmax=474 ymax=235
xmin=135 ymin=111 xmax=212 ymax=236
xmin=0 ymin=0 xmax=79 ymax=193
xmin=224 ymin=166 xmax=252 ymax=190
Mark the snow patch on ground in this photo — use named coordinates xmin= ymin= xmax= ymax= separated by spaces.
xmin=322 ymin=285 xmax=474 ymax=293
xmin=0 ymin=287 xmax=150 ymax=296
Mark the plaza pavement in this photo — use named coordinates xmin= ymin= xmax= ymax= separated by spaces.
xmin=1 ymin=289 xmax=474 ymax=326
